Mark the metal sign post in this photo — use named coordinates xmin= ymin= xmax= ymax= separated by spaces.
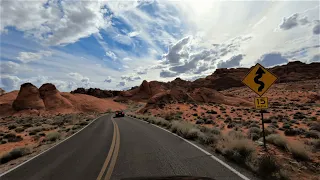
xmin=260 ymin=110 xmax=266 ymax=149
xmin=242 ymin=63 xmax=278 ymax=151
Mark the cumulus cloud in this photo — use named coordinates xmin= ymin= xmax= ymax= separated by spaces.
xmin=279 ymin=13 xmax=300 ymax=30
xmin=0 ymin=75 xmax=21 ymax=91
xmin=0 ymin=1 xmax=110 ymax=45
xmin=117 ymin=81 xmax=126 ymax=87
xmin=121 ymin=75 xmax=141 ymax=81
xmin=258 ymin=53 xmax=288 ymax=67
xmin=216 ymin=54 xmax=244 ymax=69
xmin=299 ymin=16 xmax=310 ymax=25
xmin=313 ymin=21 xmax=320 ymax=35
xmin=17 ymin=50 xmax=52 ymax=63
xmin=163 ymin=36 xmax=190 ymax=65
xmin=136 ymin=68 xmax=148 ymax=75
xmin=105 ymin=51 xmax=117 ymax=61
xmin=160 ymin=70 xmax=177 ymax=77
xmin=1 ymin=61 xmax=20 ymax=74
xmin=104 ymin=76 xmax=112 ymax=83
xmin=311 ymin=54 xmax=320 ymax=62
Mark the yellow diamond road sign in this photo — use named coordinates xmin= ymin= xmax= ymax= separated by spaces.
xmin=255 ymin=97 xmax=268 ymax=109
xmin=242 ymin=63 xmax=278 ymax=96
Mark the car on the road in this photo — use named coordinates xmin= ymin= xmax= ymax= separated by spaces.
xmin=115 ymin=111 xmax=125 ymax=117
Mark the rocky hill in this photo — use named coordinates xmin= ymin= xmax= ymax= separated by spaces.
xmin=114 ymin=61 xmax=320 ymax=112
xmin=71 ymin=88 xmax=121 ymax=98
xmin=0 ymin=83 xmax=126 ymax=117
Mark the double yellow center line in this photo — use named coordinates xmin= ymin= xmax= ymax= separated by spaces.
xmin=96 ymin=117 xmax=120 ymax=180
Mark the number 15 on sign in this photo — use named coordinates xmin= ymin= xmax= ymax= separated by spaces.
xmin=255 ymin=97 xmax=268 ymax=109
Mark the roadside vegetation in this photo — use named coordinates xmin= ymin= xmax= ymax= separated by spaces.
xmin=128 ymin=112 xmax=317 ymax=180
xmin=0 ymin=112 xmax=103 ymax=171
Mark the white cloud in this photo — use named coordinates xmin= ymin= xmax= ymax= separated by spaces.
xmin=17 ymin=50 xmax=52 ymax=63
xmin=216 ymin=54 xmax=244 ymax=69
xmin=258 ymin=53 xmax=288 ymax=67
xmin=105 ymin=51 xmax=117 ymax=61
xmin=117 ymin=81 xmax=126 ymax=87
xmin=0 ymin=75 xmax=21 ymax=91
xmin=160 ymin=70 xmax=177 ymax=78
xmin=1 ymin=1 xmax=110 ymax=45
xmin=121 ymin=74 xmax=141 ymax=82
xmin=279 ymin=13 xmax=300 ymax=30
xmin=1 ymin=61 xmax=20 ymax=74
xmin=313 ymin=21 xmax=320 ymax=35
xmin=104 ymin=76 xmax=113 ymax=83
xmin=123 ymin=57 xmax=133 ymax=61
xmin=128 ymin=31 xmax=140 ymax=37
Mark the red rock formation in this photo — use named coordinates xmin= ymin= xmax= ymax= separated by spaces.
xmin=12 ymin=83 xmax=45 ymax=111
xmin=39 ymin=83 xmax=74 ymax=112
xmin=0 ymin=88 xmax=5 ymax=96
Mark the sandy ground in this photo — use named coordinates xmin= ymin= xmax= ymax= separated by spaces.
xmin=135 ymin=80 xmax=320 ymax=180
xmin=0 ymin=113 xmax=103 ymax=173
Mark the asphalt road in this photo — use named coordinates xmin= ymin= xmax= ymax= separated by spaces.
xmin=1 ymin=114 xmax=256 ymax=180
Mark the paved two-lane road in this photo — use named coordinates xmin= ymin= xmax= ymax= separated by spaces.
xmin=1 ymin=115 xmax=257 ymax=180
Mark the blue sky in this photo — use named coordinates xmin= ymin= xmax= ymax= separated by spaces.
xmin=0 ymin=0 xmax=319 ymax=91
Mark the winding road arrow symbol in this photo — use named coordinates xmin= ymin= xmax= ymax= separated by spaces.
xmin=254 ymin=67 xmax=266 ymax=92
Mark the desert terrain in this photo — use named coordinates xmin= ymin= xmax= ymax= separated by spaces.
xmin=0 ymin=83 xmax=125 ymax=173
xmin=0 ymin=61 xmax=319 ymax=179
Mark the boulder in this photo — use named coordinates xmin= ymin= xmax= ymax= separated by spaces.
xmin=39 ymin=83 xmax=73 ymax=111
xmin=12 ymin=83 xmax=45 ymax=111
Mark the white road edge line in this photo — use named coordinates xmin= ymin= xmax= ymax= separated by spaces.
xmin=128 ymin=116 xmax=251 ymax=180
xmin=0 ymin=114 xmax=108 ymax=177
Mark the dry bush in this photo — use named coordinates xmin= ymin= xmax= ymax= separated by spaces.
xmin=287 ymin=141 xmax=310 ymax=161
xmin=266 ymin=134 xmax=288 ymax=150
xmin=257 ymin=155 xmax=279 ymax=177
xmin=44 ymin=132 xmax=61 ymax=142
xmin=0 ymin=147 xmax=31 ymax=164
xmin=223 ymin=137 xmax=256 ymax=164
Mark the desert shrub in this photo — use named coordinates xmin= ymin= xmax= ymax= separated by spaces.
xmin=309 ymin=122 xmax=320 ymax=132
xmin=38 ymin=132 xmax=45 ymax=136
xmin=206 ymin=110 xmax=217 ymax=114
xmin=310 ymin=139 xmax=320 ymax=151
xmin=263 ymin=118 xmax=271 ymax=123
xmin=79 ymin=121 xmax=88 ymax=126
xmin=106 ymin=108 xmax=112 ymax=113
xmin=4 ymin=133 xmax=23 ymax=142
xmin=44 ymin=132 xmax=61 ymax=142
xmin=204 ymin=119 xmax=214 ymax=124
xmin=266 ymin=134 xmax=288 ymax=150
xmin=195 ymin=119 xmax=204 ymax=124
xmin=8 ymin=125 xmax=17 ymax=130
xmin=1 ymin=140 xmax=7 ymax=144
xmin=228 ymin=130 xmax=246 ymax=139
xmin=249 ymin=123 xmax=260 ymax=129
xmin=248 ymin=127 xmax=261 ymax=134
xmin=223 ymin=138 xmax=255 ymax=164
xmin=282 ymin=123 xmax=291 ymax=129
xmin=198 ymin=133 xmax=219 ymax=145
xmin=288 ymin=142 xmax=310 ymax=161
xmin=22 ymin=123 xmax=33 ymax=128
xmin=248 ymin=127 xmax=261 ymax=140
xmin=264 ymin=127 xmax=277 ymax=136
xmin=0 ymin=147 xmax=30 ymax=164
xmin=305 ymin=130 xmax=320 ymax=139
xmin=15 ymin=127 xmax=25 ymax=133
xmin=227 ymin=122 xmax=235 ymax=129
xmin=257 ymin=155 xmax=279 ymax=177
xmin=284 ymin=129 xmax=298 ymax=136
xmin=309 ymin=116 xmax=317 ymax=121
xmin=72 ymin=125 xmax=80 ymax=130
xmin=293 ymin=112 xmax=306 ymax=119
xmin=192 ymin=113 xmax=198 ymax=116
xmin=28 ymin=127 xmax=44 ymax=135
